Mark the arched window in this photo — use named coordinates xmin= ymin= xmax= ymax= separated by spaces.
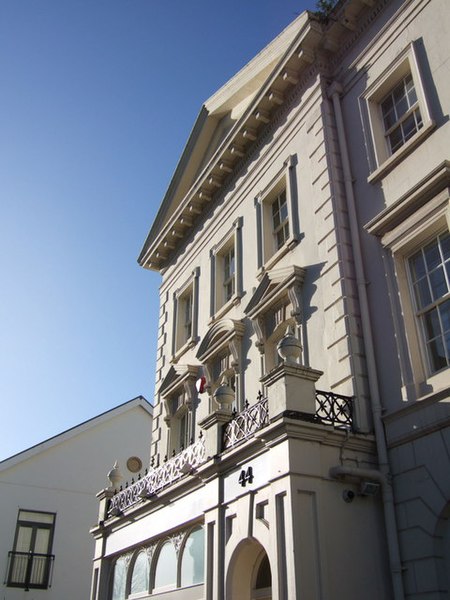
xmin=181 ymin=527 xmax=204 ymax=587
xmin=111 ymin=556 xmax=127 ymax=600
xmin=153 ymin=541 xmax=177 ymax=591
xmin=130 ymin=551 xmax=149 ymax=595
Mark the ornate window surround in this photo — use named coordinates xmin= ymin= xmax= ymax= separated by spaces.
xmin=158 ymin=365 xmax=200 ymax=455
xmin=209 ymin=217 xmax=243 ymax=321
xmin=366 ymin=161 xmax=450 ymax=400
xmin=244 ymin=265 xmax=306 ymax=375
xmin=196 ymin=318 xmax=245 ymax=412
xmin=171 ymin=267 xmax=200 ymax=361
xmin=254 ymin=155 xmax=301 ymax=275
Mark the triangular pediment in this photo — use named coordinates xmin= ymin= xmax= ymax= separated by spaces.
xmin=138 ymin=12 xmax=317 ymax=269
xmin=244 ymin=265 xmax=305 ymax=318
xmin=158 ymin=365 xmax=199 ymax=398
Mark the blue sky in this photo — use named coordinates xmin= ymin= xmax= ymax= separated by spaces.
xmin=0 ymin=0 xmax=312 ymax=461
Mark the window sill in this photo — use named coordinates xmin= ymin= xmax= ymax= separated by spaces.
xmin=368 ymin=120 xmax=435 ymax=184
xmin=209 ymin=295 xmax=241 ymax=324
xmin=171 ymin=338 xmax=197 ymax=364
xmin=258 ymin=238 xmax=298 ymax=280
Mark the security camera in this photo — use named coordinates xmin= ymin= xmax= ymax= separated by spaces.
xmin=343 ymin=489 xmax=355 ymax=503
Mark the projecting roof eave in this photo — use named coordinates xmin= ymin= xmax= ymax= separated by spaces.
xmin=138 ymin=12 xmax=324 ymax=272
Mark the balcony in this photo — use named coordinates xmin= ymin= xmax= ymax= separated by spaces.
xmin=107 ymin=389 xmax=353 ymax=516
xmin=5 ymin=551 xmax=55 ymax=590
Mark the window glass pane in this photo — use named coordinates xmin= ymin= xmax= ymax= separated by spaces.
xmin=16 ymin=526 xmax=33 ymax=552
xmin=388 ymin=126 xmax=403 ymax=153
xmin=154 ymin=541 xmax=177 ymax=590
xmin=131 ymin=552 xmax=149 ymax=594
xmin=427 ymin=337 xmax=447 ymax=371
xmin=402 ymin=113 xmax=418 ymax=141
xmin=413 ymin=278 xmax=431 ymax=309
xmin=34 ymin=529 xmax=50 ymax=554
xmin=439 ymin=298 xmax=450 ymax=332
xmin=424 ymin=307 xmax=441 ymax=339
xmin=429 ymin=267 xmax=448 ymax=301
xmin=410 ymin=251 xmax=425 ymax=281
xmin=424 ymin=241 xmax=441 ymax=270
xmin=181 ymin=528 xmax=204 ymax=587
xmin=112 ymin=557 xmax=127 ymax=600
xmin=18 ymin=511 xmax=54 ymax=525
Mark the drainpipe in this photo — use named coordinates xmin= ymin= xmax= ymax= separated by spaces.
xmin=327 ymin=81 xmax=405 ymax=600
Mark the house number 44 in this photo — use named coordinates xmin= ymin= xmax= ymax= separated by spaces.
xmin=238 ymin=466 xmax=254 ymax=487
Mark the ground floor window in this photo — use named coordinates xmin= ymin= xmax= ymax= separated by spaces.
xmin=6 ymin=509 xmax=56 ymax=590
xmin=110 ymin=524 xmax=204 ymax=598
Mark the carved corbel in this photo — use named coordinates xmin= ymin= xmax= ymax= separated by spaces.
xmin=288 ymin=283 xmax=303 ymax=326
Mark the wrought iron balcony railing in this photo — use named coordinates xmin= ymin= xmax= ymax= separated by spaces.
xmin=5 ymin=551 xmax=54 ymax=590
xmin=222 ymin=389 xmax=353 ymax=450
xmin=223 ymin=393 xmax=269 ymax=450
xmin=108 ymin=390 xmax=353 ymax=515
xmin=314 ymin=389 xmax=353 ymax=430
xmin=108 ymin=437 xmax=206 ymax=516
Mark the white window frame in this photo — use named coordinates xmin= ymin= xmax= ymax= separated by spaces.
xmin=255 ymin=155 xmax=300 ymax=274
xmin=210 ymin=218 xmax=243 ymax=320
xmin=407 ymin=232 xmax=450 ymax=374
xmin=172 ymin=268 xmax=200 ymax=360
xmin=368 ymin=178 xmax=450 ymax=400
xmin=361 ymin=42 xmax=434 ymax=182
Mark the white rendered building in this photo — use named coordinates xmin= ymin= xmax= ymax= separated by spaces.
xmin=0 ymin=396 xmax=152 ymax=600
xmin=91 ymin=1 xmax=450 ymax=598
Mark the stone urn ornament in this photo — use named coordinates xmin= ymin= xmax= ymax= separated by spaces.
xmin=213 ymin=377 xmax=235 ymax=411
xmin=277 ymin=325 xmax=302 ymax=365
xmin=107 ymin=461 xmax=123 ymax=490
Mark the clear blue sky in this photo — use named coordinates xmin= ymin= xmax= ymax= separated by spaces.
xmin=0 ymin=0 xmax=312 ymax=461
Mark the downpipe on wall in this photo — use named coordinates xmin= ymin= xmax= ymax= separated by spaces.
xmin=327 ymin=81 xmax=405 ymax=600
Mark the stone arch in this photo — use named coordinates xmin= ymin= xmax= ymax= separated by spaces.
xmin=225 ymin=538 xmax=272 ymax=600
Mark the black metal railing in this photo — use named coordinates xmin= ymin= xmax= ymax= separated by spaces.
xmin=315 ymin=389 xmax=353 ymax=430
xmin=5 ymin=551 xmax=54 ymax=590
xmin=222 ymin=389 xmax=353 ymax=451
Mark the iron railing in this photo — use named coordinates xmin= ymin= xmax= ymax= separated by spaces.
xmin=222 ymin=389 xmax=353 ymax=450
xmin=223 ymin=393 xmax=269 ymax=450
xmin=314 ymin=389 xmax=353 ymax=430
xmin=5 ymin=551 xmax=54 ymax=590
xmin=108 ymin=437 xmax=206 ymax=516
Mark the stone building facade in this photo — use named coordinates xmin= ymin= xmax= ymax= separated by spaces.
xmin=91 ymin=1 xmax=450 ymax=598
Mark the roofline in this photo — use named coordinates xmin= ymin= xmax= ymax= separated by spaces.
xmin=0 ymin=395 xmax=153 ymax=470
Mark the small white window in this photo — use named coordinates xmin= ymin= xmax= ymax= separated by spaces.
xmin=271 ymin=190 xmax=290 ymax=251
xmin=408 ymin=232 xmax=450 ymax=373
xmin=255 ymin=155 xmax=300 ymax=272
xmin=362 ymin=43 xmax=434 ymax=181
xmin=210 ymin=217 xmax=243 ymax=319
xmin=380 ymin=73 xmax=423 ymax=155
xmin=223 ymin=246 xmax=236 ymax=303
xmin=172 ymin=268 xmax=200 ymax=359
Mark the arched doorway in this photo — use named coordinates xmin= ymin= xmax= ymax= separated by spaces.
xmin=226 ymin=539 xmax=272 ymax=600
